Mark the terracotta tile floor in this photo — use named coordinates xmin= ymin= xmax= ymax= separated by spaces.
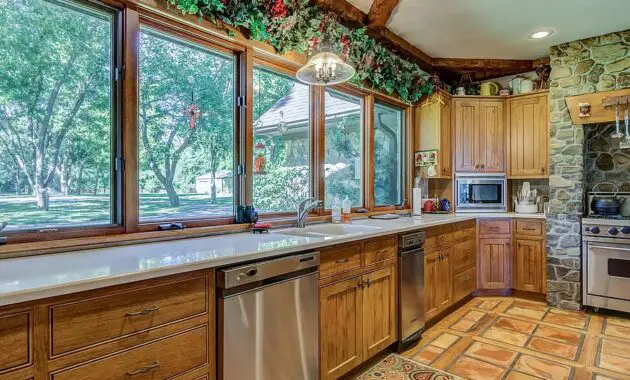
xmin=403 ymin=297 xmax=630 ymax=380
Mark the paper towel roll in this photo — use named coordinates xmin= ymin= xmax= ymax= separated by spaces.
xmin=412 ymin=188 xmax=422 ymax=215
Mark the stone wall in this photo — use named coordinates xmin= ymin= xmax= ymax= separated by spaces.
xmin=585 ymin=123 xmax=630 ymax=192
xmin=547 ymin=30 xmax=630 ymax=310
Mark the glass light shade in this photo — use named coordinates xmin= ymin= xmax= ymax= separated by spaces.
xmin=296 ymin=51 xmax=355 ymax=86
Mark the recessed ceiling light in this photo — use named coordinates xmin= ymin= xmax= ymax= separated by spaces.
xmin=530 ymin=30 xmax=553 ymax=39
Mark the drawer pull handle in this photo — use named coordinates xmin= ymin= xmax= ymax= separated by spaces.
xmin=376 ymin=249 xmax=389 ymax=255
xmin=335 ymin=258 xmax=349 ymax=264
xmin=522 ymin=227 xmax=537 ymax=231
xmin=464 ymin=276 xmax=471 ymax=281
xmin=126 ymin=361 xmax=160 ymax=375
xmin=126 ymin=305 xmax=160 ymax=317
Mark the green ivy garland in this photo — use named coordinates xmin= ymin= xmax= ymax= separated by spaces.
xmin=166 ymin=0 xmax=434 ymax=102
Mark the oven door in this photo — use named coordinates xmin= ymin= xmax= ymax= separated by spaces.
xmin=587 ymin=242 xmax=630 ymax=300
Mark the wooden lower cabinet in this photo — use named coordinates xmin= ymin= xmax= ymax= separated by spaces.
xmin=320 ymin=277 xmax=363 ymax=380
xmin=424 ymin=249 xmax=452 ymax=321
xmin=479 ymin=238 xmax=512 ymax=289
xmin=320 ymin=265 xmax=397 ymax=380
xmin=514 ymin=238 xmax=545 ymax=293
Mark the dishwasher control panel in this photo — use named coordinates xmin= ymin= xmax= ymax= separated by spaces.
xmin=217 ymin=252 xmax=320 ymax=289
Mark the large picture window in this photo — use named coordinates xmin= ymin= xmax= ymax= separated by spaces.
xmin=252 ymin=67 xmax=310 ymax=213
xmin=374 ymin=102 xmax=404 ymax=207
xmin=0 ymin=0 xmax=117 ymax=231
xmin=324 ymin=90 xmax=363 ymax=208
xmin=138 ymin=28 xmax=235 ymax=222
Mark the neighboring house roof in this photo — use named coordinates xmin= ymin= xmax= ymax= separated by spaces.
xmin=254 ymin=84 xmax=361 ymax=135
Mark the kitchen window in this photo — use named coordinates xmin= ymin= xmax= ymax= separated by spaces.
xmin=324 ymin=89 xmax=364 ymax=209
xmin=252 ymin=67 xmax=310 ymax=213
xmin=0 ymin=0 xmax=121 ymax=233
xmin=138 ymin=27 xmax=236 ymax=223
xmin=373 ymin=101 xmax=405 ymax=207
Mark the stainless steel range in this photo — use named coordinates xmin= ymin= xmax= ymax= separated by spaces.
xmin=582 ymin=216 xmax=630 ymax=313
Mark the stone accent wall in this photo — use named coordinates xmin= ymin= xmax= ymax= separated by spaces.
xmin=547 ymin=30 xmax=630 ymax=310
xmin=585 ymin=123 xmax=630 ymax=192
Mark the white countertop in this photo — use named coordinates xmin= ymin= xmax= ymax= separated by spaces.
xmin=0 ymin=212 xmax=545 ymax=307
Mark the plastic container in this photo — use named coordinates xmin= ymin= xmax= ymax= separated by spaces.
xmin=331 ymin=198 xmax=342 ymax=224
xmin=342 ymin=196 xmax=351 ymax=223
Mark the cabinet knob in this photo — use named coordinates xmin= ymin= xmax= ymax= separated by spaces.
xmin=357 ymin=280 xmax=364 ymax=289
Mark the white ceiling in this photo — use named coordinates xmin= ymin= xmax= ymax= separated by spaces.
xmin=348 ymin=0 xmax=630 ymax=59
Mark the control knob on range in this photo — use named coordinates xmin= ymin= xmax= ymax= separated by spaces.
xmin=608 ymin=227 xmax=619 ymax=235
xmin=622 ymin=226 xmax=630 ymax=235
xmin=589 ymin=226 xmax=600 ymax=234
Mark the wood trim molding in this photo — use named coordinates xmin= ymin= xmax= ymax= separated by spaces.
xmin=367 ymin=0 xmax=399 ymax=29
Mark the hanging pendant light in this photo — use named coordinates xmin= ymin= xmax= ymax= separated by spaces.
xmin=296 ymin=46 xmax=355 ymax=86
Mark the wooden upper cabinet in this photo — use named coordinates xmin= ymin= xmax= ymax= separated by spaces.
xmin=454 ymin=99 xmax=478 ymax=172
xmin=477 ymin=100 xmax=505 ymax=172
xmin=320 ymin=277 xmax=363 ymax=380
xmin=362 ymin=266 xmax=396 ymax=360
xmin=479 ymin=238 xmax=512 ymax=290
xmin=508 ymin=92 xmax=549 ymax=178
xmin=416 ymin=92 xmax=452 ymax=178
xmin=514 ymin=238 xmax=544 ymax=293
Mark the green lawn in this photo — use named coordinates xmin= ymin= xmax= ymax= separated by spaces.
xmin=0 ymin=194 xmax=232 ymax=230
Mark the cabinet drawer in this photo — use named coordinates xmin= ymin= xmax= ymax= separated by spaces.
xmin=425 ymin=225 xmax=453 ymax=253
xmin=453 ymin=267 xmax=476 ymax=302
xmin=479 ymin=220 xmax=511 ymax=235
xmin=51 ymin=276 xmax=208 ymax=356
xmin=452 ymin=239 xmax=476 ymax=273
xmin=363 ymin=237 xmax=396 ymax=266
xmin=515 ymin=220 xmax=544 ymax=237
xmin=453 ymin=221 xmax=476 ymax=244
xmin=320 ymin=243 xmax=362 ymax=279
xmin=0 ymin=312 xmax=30 ymax=373
xmin=52 ymin=326 xmax=208 ymax=380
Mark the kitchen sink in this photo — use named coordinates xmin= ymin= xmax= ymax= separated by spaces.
xmin=273 ymin=224 xmax=382 ymax=238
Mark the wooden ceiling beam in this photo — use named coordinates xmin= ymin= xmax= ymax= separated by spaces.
xmin=367 ymin=0 xmax=399 ymax=29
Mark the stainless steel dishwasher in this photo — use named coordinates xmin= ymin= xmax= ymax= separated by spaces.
xmin=398 ymin=231 xmax=425 ymax=350
xmin=217 ymin=252 xmax=319 ymax=380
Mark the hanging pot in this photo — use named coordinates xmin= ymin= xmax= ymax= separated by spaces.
xmin=591 ymin=183 xmax=626 ymax=215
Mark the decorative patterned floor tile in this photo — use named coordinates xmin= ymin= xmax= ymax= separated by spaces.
xmin=533 ymin=325 xmax=582 ymax=345
xmin=494 ymin=317 xmax=537 ymax=335
xmin=526 ymin=337 xmax=578 ymax=360
xmin=448 ymin=356 xmax=506 ymax=380
xmin=505 ymin=304 xmax=547 ymax=320
xmin=432 ymin=333 xmax=460 ymax=349
xmin=483 ymin=327 xmax=530 ymax=347
xmin=543 ymin=312 xmax=589 ymax=330
xmin=464 ymin=342 xmax=519 ymax=367
xmin=511 ymin=355 xmax=573 ymax=380
xmin=400 ymin=297 xmax=630 ymax=380
xmin=603 ymin=323 xmax=630 ymax=339
xmin=412 ymin=345 xmax=444 ymax=365
xmin=601 ymin=338 xmax=630 ymax=359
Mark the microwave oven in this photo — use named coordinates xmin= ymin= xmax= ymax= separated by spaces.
xmin=455 ymin=174 xmax=507 ymax=212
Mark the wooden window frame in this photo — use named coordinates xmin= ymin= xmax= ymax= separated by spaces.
xmin=134 ymin=11 xmax=245 ymax=232
xmin=369 ymin=95 xmax=412 ymax=212
xmin=0 ymin=0 xmax=414 ymax=248
xmin=249 ymin=57 xmax=314 ymax=220
xmin=2 ymin=0 xmax=126 ymax=244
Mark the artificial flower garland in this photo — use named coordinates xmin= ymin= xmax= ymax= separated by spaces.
xmin=165 ymin=0 xmax=434 ymax=102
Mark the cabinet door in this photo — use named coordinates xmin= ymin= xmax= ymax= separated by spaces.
xmin=362 ymin=266 xmax=396 ymax=359
xmin=440 ymin=96 xmax=452 ymax=177
xmin=509 ymin=94 xmax=549 ymax=178
xmin=514 ymin=239 xmax=544 ymax=293
xmin=320 ymin=277 xmax=363 ymax=380
xmin=477 ymin=100 xmax=505 ymax=172
xmin=424 ymin=252 xmax=439 ymax=320
xmin=454 ymin=100 xmax=479 ymax=172
xmin=479 ymin=238 xmax=512 ymax=289
xmin=436 ymin=248 xmax=453 ymax=310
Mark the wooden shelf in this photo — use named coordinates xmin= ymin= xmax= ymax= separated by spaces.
xmin=566 ymin=88 xmax=630 ymax=125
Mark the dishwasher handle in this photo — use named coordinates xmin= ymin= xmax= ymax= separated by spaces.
xmin=218 ymin=251 xmax=320 ymax=289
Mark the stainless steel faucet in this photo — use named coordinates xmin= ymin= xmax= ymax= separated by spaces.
xmin=0 ymin=222 xmax=7 ymax=245
xmin=296 ymin=198 xmax=323 ymax=228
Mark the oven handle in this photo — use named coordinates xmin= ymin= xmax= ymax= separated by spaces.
xmin=589 ymin=244 xmax=630 ymax=252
